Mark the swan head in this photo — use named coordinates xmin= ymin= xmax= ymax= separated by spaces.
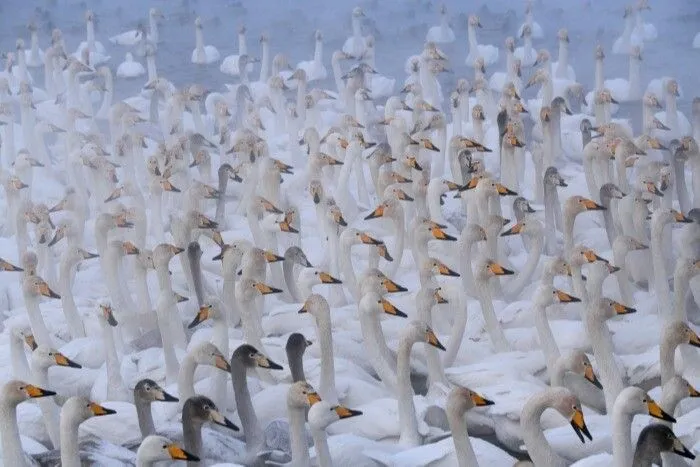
xmin=565 ymin=195 xmax=606 ymax=216
xmin=188 ymin=341 xmax=231 ymax=372
xmin=551 ymin=96 xmax=572 ymax=115
xmin=149 ymin=8 xmax=165 ymax=19
xmin=600 ymin=183 xmax=626 ymax=201
xmin=535 ymin=285 xmax=581 ymax=310
xmin=422 ymin=257 xmax=459 ymax=278
xmin=260 ymin=33 xmax=269 ymax=44
xmin=22 ymin=275 xmax=60 ymax=299
xmin=544 ymin=166 xmax=567 ymax=189
xmin=525 ymin=68 xmax=549 ymax=89
xmin=547 ymin=388 xmax=592 ymax=443
xmin=665 ymin=79 xmax=680 ymax=97
xmin=84 ymin=10 xmax=95 ymax=23
xmin=237 ymin=277 xmax=283 ymax=299
xmin=352 ymin=7 xmax=365 ymax=18
xmin=1 ymin=380 xmax=55 ymax=405
xmin=637 ymin=0 xmax=651 ymax=11
xmin=563 ymin=351 xmax=602 ymax=389
xmin=533 ymin=48 xmax=550 ymax=66
xmin=447 ymin=386 xmax=495 ymax=416
xmin=474 ymin=258 xmax=514 ymax=280
xmin=183 ymin=396 xmax=239 ymax=431
xmin=138 ymin=436 xmax=199 ymax=463
xmin=501 ymin=217 xmax=544 ymax=239
xmin=63 ymin=396 xmax=117 ymax=423
xmin=460 ymin=223 xmax=488 ymax=246
xmin=27 ymin=21 xmax=37 ymax=33
xmin=15 ymin=39 xmax=25 ymax=52
xmin=651 ymin=208 xmax=692 ymax=226
xmin=308 ymin=400 xmax=363 ymax=430
xmin=595 ymin=44 xmax=605 ymax=60
xmin=569 ymin=246 xmax=609 ymax=268
xmin=545 ymin=256 xmax=573 ymax=279
xmin=631 ymin=46 xmax=642 ymax=61
xmin=558 ymin=28 xmax=569 ymax=43
xmin=314 ymin=29 xmax=323 ymax=42
xmin=663 ymin=320 xmax=700 ymax=349
xmin=471 ymin=104 xmax=486 ymax=122
xmin=473 ymin=56 xmax=486 ymax=74
xmin=468 ymin=15 xmax=482 ymax=28
xmin=232 ymin=343 xmax=284 ymax=370
xmin=594 ymin=298 xmax=637 ymax=321
xmin=21 ymin=251 xmax=38 ymax=276
xmin=285 ymin=246 xmax=313 ymax=267
xmin=595 ymin=88 xmax=618 ymax=105
xmin=618 ymin=387 xmax=676 ymax=422
xmin=299 ymin=267 xmax=342 ymax=288
xmin=402 ymin=320 xmax=446 ymax=351
xmin=152 ymin=243 xmax=185 ymax=266
xmin=332 ymin=50 xmax=352 ymax=62
xmin=32 ymin=345 xmax=82 ymax=370
xmin=298 ymin=293 xmax=329 ymax=315
xmin=520 ymin=24 xmax=532 ymax=39
xmin=194 ymin=17 xmax=203 ymax=29
xmin=505 ymin=36 xmax=515 ymax=52
xmin=636 ymin=425 xmax=695 ymax=462
xmin=286 ymin=332 xmax=312 ymax=360
xmin=289 ymin=381 xmax=322 ymax=409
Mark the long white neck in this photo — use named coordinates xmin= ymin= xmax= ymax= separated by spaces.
xmin=87 ymin=20 xmax=96 ymax=51
xmin=10 ymin=335 xmax=30 ymax=380
xmin=352 ymin=17 xmax=362 ymax=41
xmin=358 ymin=295 xmax=398 ymax=392
xmin=595 ymin=57 xmax=604 ymax=91
xmin=23 ymin=294 xmax=54 ymax=348
xmin=259 ymin=43 xmax=269 ymax=82
xmin=613 ymin=243 xmax=634 ymax=306
xmin=97 ymin=72 xmax=114 ymax=119
xmin=60 ymin=411 xmax=82 ymax=467
xmin=30 ymin=362 xmax=61 ymax=448
xmin=651 ymin=219 xmax=672 ymax=314
xmin=397 ymin=338 xmax=421 ymax=447
xmin=288 ymin=403 xmax=310 ymax=467
xmin=448 ymin=407 xmax=478 ymax=467
xmin=0 ymin=401 xmax=28 ymax=467
xmin=542 ymin=78 xmax=554 ymax=107
xmin=339 ymin=238 xmax=360 ymax=301
xmin=467 ymin=24 xmax=478 ymax=50
xmin=195 ymin=29 xmax=205 ymax=57
xmin=556 ymin=41 xmax=569 ymax=79
xmin=314 ymin=39 xmax=323 ymax=65
xmin=584 ymin=310 xmax=625 ymax=413
xmin=156 ymin=295 xmax=180 ymax=385
xmin=442 ymin=292 xmax=467 ymax=369
xmin=314 ymin=311 xmax=337 ymax=404
xmin=427 ymin=185 xmax=446 ymax=225
xmin=332 ymin=57 xmax=345 ymax=98
xmin=612 ymin=392 xmax=635 ymax=467
xmin=477 ymin=281 xmax=511 ymax=352
xmin=101 ymin=319 xmax=127 ymax=401
xmin=459 ymin=239 xmax=478 ymax=298
xmin=628 ymin=57 xmax=641 ymax=100
xmin=386 ymin=214 xmax=406 ymax=278
xmin=146 ymin=53 xmax=157 ymax=82
xmin=177 ymin=354 xmax=197 ymax=410
xmin=666 ymin=91 xmax=679 ymax=130
xmin=310 ymin=425 xmax=332 ymax=467
xmin=659 ymin=331 xmax=679 ymax=386
xmin=59 ymin=259 xmax=86 ymax=339
xmin=534 ymin=301 xmax=561 ymax=381
xmin=521 ymin=391 xmax=569 ymax=467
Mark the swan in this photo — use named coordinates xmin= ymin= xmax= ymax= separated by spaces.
xmin=133 ymin=379 xmax=179 ymax=440
xmin=465 ymin=15 xmax=499 ymax=67
xmin=177 ymin=342 xmax=231 ymax=408
xmin=500 ymin=218 xmax=545 ymax=299
xmin=473 ymin=258 xmax=515 ymax=352
xmin=612 ymin=6 xmax=643 ymax=55
xmin=563 ymin=196 xmax=606 ymax=256
xmin=181 ymin=395 xmax=240 ymax=464
xmin=116 ymin=53 xmax=146 ymax=79
xmin=307 ymin=400 xmax=367 ymax=466
xmin=136 ymin=435 xmax=200 ymax=465
xmin=426 ymin=4 xmax=455 ymax=44
xmin=552 ymin=29 xmax=576 ymax=81
xmin=0 ymin=380 xmax=56 ymax=467
xmin=191 ymin=17 xmax=220 ymax=65
xmin=343 ymin=7 xmax=367 ymax=59
xmin=297 ymin=30 xmax=327 ymax=82
xmin=543 ymin=167 xmax=567 ymax=254
xmin=73 ymin=10 xmax=110 ymax=65
xmin=288 ymin=381 xmax=323 ymax=467
xmin=633 ymin=424 xmax=696 ymax=466
xmin=521 ymin=387 xmax=592 ymax=467
xmin=220 ymin=26 xmax=255 ymax=77
xmin=517 ymin=0 xmax=544 ymax=39
xmin=604 ymin=46 xmax=643 ymax=103
xmin=514 ymin=25 xmax=537 ymax=68
xmin=109 ymin=8 xmax=163 ymax=46
xmin=24 ymin=21 xmax=44 ymax=68
xmin=22 ymin=275 xmax=61 ymax=349
xmin=59 ymin=396 xmax=117 ymax=467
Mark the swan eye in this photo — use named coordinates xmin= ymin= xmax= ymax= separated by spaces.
xmin=162 ymin=444 xmax=168 ymax=449
xmin=249 ymin=352 xmax=256 ymax=358
xmin=203 ymin=405 xmax=210 ymax=411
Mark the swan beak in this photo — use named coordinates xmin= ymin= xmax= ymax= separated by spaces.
xmin=278 ymin=221 xmax=298 ymax=233
xmin=436 ymin=262 xmax=460 ymax=277
xmin=100 ymin=304 xmax=118 ymax=326
xmin=298 ymin=300 xmax=309 ymax=314
xmin=496 ymin=183 xmax=518 ymax=196
xmin=421 ymin=139 xmax=440 ymax=152
xmin=114 ymin=214 xmax=134 ymax=228
xmin=253 ymin=282 xmax=283 ymax=295
xmin=49 ymin=199 xmax=66 ymax=213
xmin=24 ymin=384 xmax=56 ymax=398
xmin=459 ymin=176 xmax=481 ymax=191
xmin=79 ymin=249 xmax=99 ymax=260
xmin=501 ymin=222 xmax=523 ymax=236
xmin=54 ymin=352 xmax=82 ymax=368
xmin=610 ymin=96 xmax=620 ymax=104
xmin=214 ymin=353 xmax=231 ymax=372
xmin=89 ymin=402 xmax=117 ymax=416
xmin=261 ymin=198 xmax=283 ymax=214
xmin=104 ymin=187 xmax=123 ymax=202
xmin=582 ymin=250 xmax=607 ymax=263
xmin=48 ymin=229 xmax=63 ymax=246
xmin=24 ymin=334 xmax=37 ymax=350
xmin=487 ymin=262 xmax=514 ymax=276
xmin=426 ymin=327 xmax=446 ymax=351
xmin=37 ymin=280 xmax=61 ymax=299
xmin=122 ymin=241 xmax=140 ymax=255
xmin=687 ymin=329 xmax=700 ymax=347
xmin=470 ymin=392 xmax=495 ymax=406
xmin=168 ymin=244 xmax=185 ymax=255
xmin=606 ymin=263 xmax=621 ymax=274
xmin=382 ymin=278 xmax=408 ymax=293
xmin=687 ymin=383 xmax=700 ymax=397
xmin=556 ymin=290 xmax=581 ymax=303
xmin=444 ymin=180 xmax=461 ymax=191
xmin=210 ymin=409 xmax=240 ymax=431
xmin=612 ymin=301 xmax=636 ymax=315
xmin=319 ymin=272 xmax=342 ymax=284
xmin=168 ymin=444 xmax=200 ymax=462
xmin=391 ymin=189 xmax=412 ymax=202
xmin=196 ymin=214 xmax=218 ymax=229
xmin=264 ymin=251 xmax=285 ymax=263
xmin=307 ymin=391 xmax=322 ymax=406
xmin=570 ymin=408 xmax=593 ymax=443
xmin=273 ymin=159 xmax=294 ymax=174
xmin=332 ymin=210 xmax=348 ymax=226
xmin=647 ymin=399 xmax=676 ymax=422
xmin=254 ymin=353 xmax=284 ymax=370
xmin=0 ymin=259 xmax=23 ymax=271
xmin=583 ymin=365 xmax=603 ymax=389
xmin=673 ymin=210 xmax=693 ymax=223
xmin=671 ymin=437 xmax=696 ymax=460
xmin=188 ymin=305 xmax=211 ymax=328
xmin=154 ymin=387 xmax=179 ymax=402
xmin=160 ymin=179 xmax=181 ymax=192
xmin=643 ymin=181 xmax=663 ymax=197
xmin=434 ymin=288 xmax=449 ymax=304
xmin=173 ymin=292 xmax=189 ymax=303
xmin=379 ymin=298 xmax=407 ymax=317
xmin=334 ymin=405 xmax=363 ymax=419
xmin=430 ymin=226 xmax=457 ymax=241
xmin=358 ymin=232 xmax=382 ymax=245
xmin=647 ymin=137 xmax=666 ymax=150
xmin=376 ymin=243 xmax=393 ymax=262
xmin=581 ymin=198 xmax=606 ymax=210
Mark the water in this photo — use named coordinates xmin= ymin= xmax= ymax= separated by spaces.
xmin=0 ymin=0 xmax=698 ymax=121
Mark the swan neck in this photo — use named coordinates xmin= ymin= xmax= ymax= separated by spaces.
xmin=310 ymin=427 xmax=332 ymax=467
xmin=612 ymin=401 xmax=634 ymax=467
xmin=397 ymin=338 xmax=421 ymax=446
xmin=595 ymin=58 xmax=604 ymax=91
xmin=534 ymin=301 xmax=561 ymax=380
xmin=231 ymin=358 xmax=263 ymax=450
xmin=60 ymin=410 xmax=82 ymax=467
xmin=521 ymin=392 xmax=568 ymax=467
xmin=288 ymin=404 xmax=311 ymax=466
xmin=314 ymin=312 xmax=337 ymax=403
xmin=177 ymin=355 xmax=197 ymax=404
xmin=0 ymin=402 xmax=26 ymax=467
xmin=447 ymin=408 xmax=478 ymax=467
xmin=182 ymin=414 xmax=203 ymax=464
xmin=314 ymin=40 xmax=323 ymax=64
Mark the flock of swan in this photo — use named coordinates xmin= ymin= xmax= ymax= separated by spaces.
xmin=0 ymin=0 xmax=699 ymax=466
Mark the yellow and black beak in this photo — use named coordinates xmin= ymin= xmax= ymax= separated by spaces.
xmin=253 ymin=282 xmax=284 ymax=295
xmin=100 ymin=304 xmax=118 ymax=326
xmin=210 ymin=408 xmax=240 ymax=431
xmin=48 ymin=229 xmax=64 ymax=247
xmin=364 ymin=205 xmax=385 ymax=220
xmin=156 ymin=388 xmax=179 ymax=402
xmin=261 ymin=198 xmax=283 ymax=214
xmin=426 ymin=327 xmax=446 ymax=351
xmin=496 ymin=183 xmax=518 ymax=196
xmin=396 ymin=189 xmax=414 ymax=201
xmin=582 ymin=250 xmax=607 ymax=263
xmin=359 ymin=232 xmax=382 ymax=245
xmin=255 ymin=353 xmax=284 ymax=370
xmin=214 ymin=354 xmax=231 ymax=372
xmin=104 ymin=187 xmax=123 ymax=202
xmin=24 ymin=334 xmax=37 ymax=351
xmin=122 ymin=241 xmax=140 ymax=255
xmin=188 ymin=305 xmax=211 ymax=329
xmin=421 ymin=139 xmax=440 ymax=152
xmin=688 ymin=328 xmax=700 ymax=347
xmin=24 ymin=384 xmax=56 ymax=398
xmin=0 ymin=259 xmax=23 ymax=271
xmin=379 ymin=298 xmax=407 ymax=317
xmin=376 ymin=243 xmax=394 ymax=262
xmin=382 ymin=278 xmax=408 ymax=293
xmin=89 ymin=402 xmax=117 ymax=416
xmin=332 ymin=210 xmax=348 ymax=226
xmin=169 ymin=244 xmax=186 ymax=255
xmin=487 ymin=262 xmax=515 ymax=276
xmin=673 ymin=210 xmax=693 ymax=223
xmin=333 ymin=405 xmax=363 ymax=419
xmin=307 ymin=391 xmax=322 ymax=406
xmin=54 ymin=352 xmax=82 ymax=368
xmin=470 ymin=391 xmax=495 ymax=407
xmin=612 ymin=301 xmax=637 ymax=315
xmin=581 ymin=198 xmax=606 ymax=210
xmin=430 ymin=226 xmax=457 ymax=241
xmin=434 ymin=288 xmax=449 ymax=304
xmin=556 ymin=289 xmax=581 ymax=303
xmin=570 ymin=408 xmax=593 ymax=443
xmin=196 ymin=214 xmax=218 ymax=229
xmin=318 ymin=272 xmax=342 ymax=284
xmin=606 ymin=263 xmax=621 ymax=274
xmin=264 ymin=250 xmax=285 ymax=263
xmin=687 ymin=383 xmax=700 ymax=397
xmin=583 ymin=365 xmax=603 ymax=389
xmin=500 ymin=223 xmax=523 ymax=236
xmin=458 ymin=176 xmax=482 ymax=192
xmin=160 ymin=179 xmax=181 ymax=193
xmin=167 ymin=444 xmax=200 ymax=462
xmin=646 ymin=399 xmax=676 ymax=423
xmin=278 ymin=221 xmax=299 ymax=233
xmin=671 ymin=436 xmax=696 ymax=460
xmin=37 ymin=280 xmax=61 ymax=299
xmin=114 ymin=213 xmax=134 ymax=228
xmin=435 ymin=261 xmax=460 ymax=277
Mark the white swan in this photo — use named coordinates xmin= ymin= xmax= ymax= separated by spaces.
xmin=191 ymin=17 xmax=220 ymax=65
xmin=426 ymin=4 xmax=455 ymax=44
xmin=297 ymin=30 xmax=327 ymax=82
xmin=116 ymin=53 xmax=146 ymax=79
xmin=465 ymin=15 xmax=499 ymax=67
xmin=109 ymin=8 xmax=164 ymax=46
